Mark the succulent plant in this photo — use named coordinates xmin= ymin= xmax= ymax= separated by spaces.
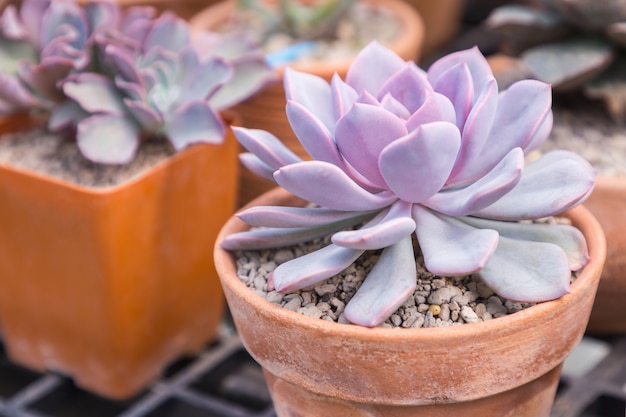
xmin=485 ymin=0 xmax=626 ymax=121
xmin=0 ymin=0 xmax=119 ymax=112
xmin=0 ymin=0 xmax=274 ymax=165
xmin=220 ymin=42 xmax=596 ymax=328
xmin=235 ymin=0 xmax=354 ymax=42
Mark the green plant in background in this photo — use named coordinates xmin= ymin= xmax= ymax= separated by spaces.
xmin=235 ymin=0 xmax=354 ymax=41
xmin=486 ymin=0 xmax=626 ymax=122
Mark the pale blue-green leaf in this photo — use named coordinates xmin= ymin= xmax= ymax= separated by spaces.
xmin=343 ymin=236 xmax=417 ymax=327
xmin=123 ymin=98 xmax=162 ymax=130
xmin=177 ymin=52 xmax=232 ymax=105
xmin=18 ymin=58 xmax=73 ymax=102
xmin=105 ymin=44 xmax=141 ymax=84
xmin=238 ymin=206 xmax=375 ymax=228
xmin=413 ymin=205 xmax=498 ymax=276
xmin=475 ymin=150 xmax=596 ymax=220
xmin=63 ymin=73 xmax=125 ymax=114
xmin=143 ymin=12 xmax=189 ymax=52
xmin=48 ymin=99 xmax=88 ymax=130
xmin=76 ymin=114 xmax=140 ymax=165
xmin=459 ymin=216 xmax=590 ymax=271
xmin=272 ymin=244 xmax=364 ymax=292
xmin=165 ymin=101 xmax=225 ymax=149
xmin=208 ymin=57 xmax=275 ymax=110
xmin=0 ymin=72 xmax=47 ymax=109
xmin=477 ymin=236 xmax=571 ymax=302
xmin=521 ymin=39 xmax=614 ymax=90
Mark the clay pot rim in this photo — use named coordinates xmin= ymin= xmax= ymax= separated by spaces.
xmin=215 ymin=186 xmax=607 ymax=342
xmin=595 ymin=174 xmax=626 ymax=191
xmin=189 ymin=0 xmax=425 ymax=79
xmin=0 ymin=111 xmax=238 ymax=196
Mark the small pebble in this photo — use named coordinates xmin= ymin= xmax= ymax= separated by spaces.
xmin=461 ymin=306 xmax=479 ymax=323
xmin=428 ymin=304 xmax=441 ymax=316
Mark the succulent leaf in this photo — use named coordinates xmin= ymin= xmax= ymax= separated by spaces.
xmin=477 ymin=237 xmax=571 ymax=302
xmin=165 ymin=101 xmax=225 ymax=149
xmin=285 ymin=99 xmax=339 ymax=164
xmin=345 ymin=41 xmax=406 ymax=94
xmin=521 ymin=37 xmax=615 ymax=90
xmin=63 ymin=73 xmax=125 ymax=114
xmin=378 ymin=122 xmax=460 ymax=203
xmin=274 ymin=161 xmax=398 ymax=211
xmin=284 ymin=67 xmax=335 ymax=132
xmin=271 ymin=244 xmax=364 ymax=293
xmin=238 ymin=206 xmax=376 ymax=228
xmin=335 ymin=103 xmax=407 ymax=188
xmin=239 ymin=153 xmax=276 ymax=182
xmin=476 ymin=150 xmax=596 ymax=220
xmin=343 ymin=236 xmax=417 ymax=327
xmin=233 ymin=126 xmax=302 ymax=170
xmin=426 ymin=147 xmax=524 ymax=216
xmin=76 ymin=114 xmax=140 ymax=165
xmin=459 ymin=216 xmax=590 ymax=271
xmin=15 ymin=0 xmax=273 ymax=165
xmin=331 ymin=201 xmax=415 ymax=250
xmin=412 ymin=205 xmax=499 ymax=276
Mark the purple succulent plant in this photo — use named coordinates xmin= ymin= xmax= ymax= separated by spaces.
xmin=0 ymin=0 xmax=274 ymax=165
xmin=48 ymin=9 xmax=275 ymax=164
xmin=221 ymin=42 xmax=596 ymax=328
xmin=0 ymin=0 xmax=119 ymax=112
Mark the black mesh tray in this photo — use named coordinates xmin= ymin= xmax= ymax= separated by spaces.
xmin=0 ymin=325 xmax=623 ymax=417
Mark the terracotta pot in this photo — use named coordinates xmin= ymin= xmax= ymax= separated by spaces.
xmin=0 ymin=112 xmax=238 ymax=399
xmin=404 ymin=0 xmax=463 ymax=57
xmin=214 ymin=187 xmax=606 ymax=417
xmin=583 ymin=176 xmax=626 ymax=334
xmin=189 ymin=0 xmax=425 ymax=207
xmin=80 ymin=0 xmax=223 ymax=19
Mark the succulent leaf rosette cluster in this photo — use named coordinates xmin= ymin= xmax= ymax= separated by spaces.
xmin=221 ymin=42 xmax=596 ymax=328
xmin=0 ymin=0 xmax=274 ymax=164
xmin=486 ymin=0 xmax=626 ymax=121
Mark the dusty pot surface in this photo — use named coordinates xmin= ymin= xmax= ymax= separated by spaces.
xmin=189 ymin=0 xmax=425 ymax=207
xmin=584 ymin=176 xmax=626 ymax=334
xmin=214 ymin=187 xmax=606 ymax=417
xmin=0 ymin=113 xmax=238 ymax=399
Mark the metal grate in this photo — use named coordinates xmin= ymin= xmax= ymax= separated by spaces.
xmin=0 ymin=327 xmax=623 ymax=417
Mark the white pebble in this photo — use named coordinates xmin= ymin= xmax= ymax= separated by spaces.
xmin=460 ymin=306 xmax=479 ymax=323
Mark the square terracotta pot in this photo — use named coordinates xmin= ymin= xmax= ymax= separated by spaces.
xmin=0 ymin=114 xmax=238 ymax=399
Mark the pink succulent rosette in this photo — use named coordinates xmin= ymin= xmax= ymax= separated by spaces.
xmin=222 ymin=42 xmax=595 ymax=327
